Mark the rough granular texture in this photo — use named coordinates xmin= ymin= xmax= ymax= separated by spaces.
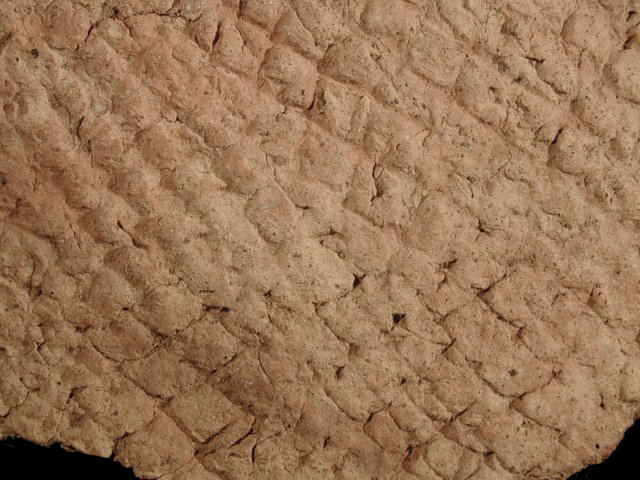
xmin=1 ymin=1 xmax=639 ymax=479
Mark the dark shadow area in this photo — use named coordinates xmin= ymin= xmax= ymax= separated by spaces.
xmin=0 ymin=420 xmax=638 ymax=479
xmin=0 ymin=437 xmax=137 ymax=479
xmin=569 ymin=419 xmax=640 ymax=479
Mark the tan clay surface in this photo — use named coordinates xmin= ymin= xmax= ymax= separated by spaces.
xmin=1 ymin=1 xmax=640 ymax=479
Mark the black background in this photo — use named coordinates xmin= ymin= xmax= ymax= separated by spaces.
xmin=567 ymin=419 xmax=638 ymax=479
xmin=0 ymin=420 xmax=637 ymax=479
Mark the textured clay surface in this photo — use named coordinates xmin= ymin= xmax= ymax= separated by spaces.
xmin=1 ymin=1 xmax=640 ymax=479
